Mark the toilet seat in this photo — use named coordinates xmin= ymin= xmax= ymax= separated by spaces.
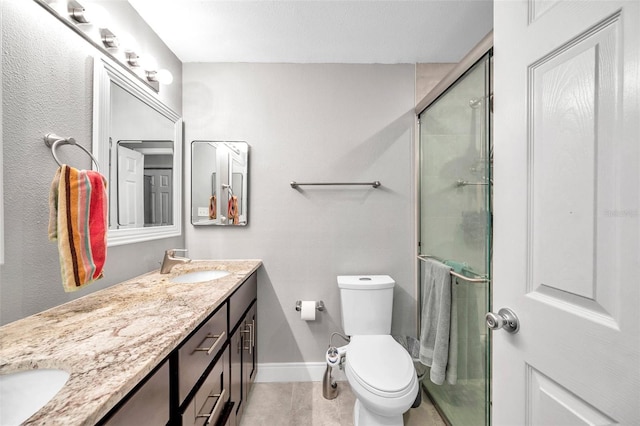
xmin=346 ymin=335 xmax=416 ymax=398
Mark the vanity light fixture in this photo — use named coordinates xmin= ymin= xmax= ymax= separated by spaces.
xmin=146 ymin=69 xmax=174 ymax=85
xmin=68 ymin=0 xmax=111 ymax=26
xmin=37 ymin=0 xmax=171 ymax=93
xmin=100 ymin=29 xmax=119 ymax=49
xmin=68 ymin=0 xmax=90 ymax=23
xmin=126 ymin=52 xmax=140 ymax=67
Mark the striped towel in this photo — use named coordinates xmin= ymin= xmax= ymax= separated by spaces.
xmin=228 ymin=195 xmax=239 ymax=225
xmin=48 ymin=165 xmax=108 ymax=292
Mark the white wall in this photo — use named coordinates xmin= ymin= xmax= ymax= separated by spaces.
xmin=184 ymin=63 xmax=416 ymax=364
xmin=0 ymin=0 xmax=183 ymax=325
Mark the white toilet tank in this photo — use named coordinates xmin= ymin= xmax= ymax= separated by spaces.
xmin=337 ymin=275 xmax=395 ymax=335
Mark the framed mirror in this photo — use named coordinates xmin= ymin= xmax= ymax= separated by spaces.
xmin=94 ymin=57 xmax=182 ymax=246
xmin=191 ymin=141 xmax=249 ymax=226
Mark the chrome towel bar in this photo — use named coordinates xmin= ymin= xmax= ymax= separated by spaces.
xmin=290 ymin=181 xmax=381 ymax=189
xmin=417 ymin=255 xmax=490 ymax=283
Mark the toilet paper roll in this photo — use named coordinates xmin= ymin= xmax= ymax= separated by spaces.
xmin=300 ymin=301 xmax=316 ymax=321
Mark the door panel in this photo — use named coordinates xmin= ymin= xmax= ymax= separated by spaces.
xmin=527 ymin=366 xmax=616 ymax=425
xmin=117 ymin=146 xmax=144 ymax=227
xmin=494 ymin=0 xmax=639 ymax=424
xmin=144 ymin=169 xmax=173 ymax=226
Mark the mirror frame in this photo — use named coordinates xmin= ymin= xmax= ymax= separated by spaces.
xmin=93 ymin=57 xmax=183 ymax=246
xmin=0 ymin=17 xmax=3 ymax=264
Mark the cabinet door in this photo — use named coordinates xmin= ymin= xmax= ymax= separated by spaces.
xmin=229 ymin=326 xmax=243 ymax=426
xmin=242 ymin=303 xmax=257 ymax=402
xmin=103 ymin=360 xmax=170 ymax=425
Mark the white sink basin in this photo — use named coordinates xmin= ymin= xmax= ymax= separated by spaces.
xmin=170 ymin=270 xmax=230 ymax=283
xmin=0 ymin=369 xmax=70 ymax=425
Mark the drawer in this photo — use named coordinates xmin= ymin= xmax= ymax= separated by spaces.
xmin=229 ymin=273 xmax=257 ymax=329
xmin=103 ymin=360 xmax=169 ymax=425
xmin=179 ymin=304 xmax=228 ymax=404
xmin=183 ymin=348 xmax=228 ymax=426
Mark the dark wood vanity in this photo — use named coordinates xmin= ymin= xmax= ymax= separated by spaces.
xmin=99 ymin=272 xmax=257 ymax=426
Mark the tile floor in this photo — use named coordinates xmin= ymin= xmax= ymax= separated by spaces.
xmin=239 ymin=381 xmax=446 ymax=426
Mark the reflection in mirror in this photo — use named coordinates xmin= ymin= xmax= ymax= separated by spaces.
xmin=94 ymin=58 xmax=182 ymax=245
xmin=191 ymin=141 xmax=249 ymax=226
xmin=115 ymin=140 xmax=173 ymax=228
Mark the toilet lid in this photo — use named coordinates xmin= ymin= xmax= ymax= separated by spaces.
xmin=346 ymin=335 xmax=415 ymax=397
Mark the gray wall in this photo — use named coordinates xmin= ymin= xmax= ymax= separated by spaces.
xmin=183 ymin=63 xmax=416 ymax=364
xmin=0 ymin=0 xmax=183 ymax=325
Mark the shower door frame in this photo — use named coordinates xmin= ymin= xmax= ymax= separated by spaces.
xmin=414 ymin=31 xmax=493 ymax=426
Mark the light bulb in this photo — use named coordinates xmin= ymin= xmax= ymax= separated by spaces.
xmin=81 ymin=4 xmax=112 ymax=27
xmin=156 ymin=69 xmax=173 ymax=85
xmin=138 ymin=55 xmax=158 ymax=71
xmin=118 ymin=32 xmax=140 ymax=53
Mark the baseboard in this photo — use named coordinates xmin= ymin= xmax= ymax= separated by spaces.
xmin=255 ymin=362 xmax=347 ymax=383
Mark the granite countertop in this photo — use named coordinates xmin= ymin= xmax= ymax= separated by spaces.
xmin=0 ymin=259 xmax=262 ymax=425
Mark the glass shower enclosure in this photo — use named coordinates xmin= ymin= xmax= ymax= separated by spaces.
xmin=418 ymin=51 xmax=492 ymax=426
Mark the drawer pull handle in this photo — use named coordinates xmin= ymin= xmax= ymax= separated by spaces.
xmin=196 ymin=388 xmax=227 ymax=424
xmin=194 ymin=331 xmax=226 ymax=355
xmin=242 ymin=321 xmax=254 ymax=354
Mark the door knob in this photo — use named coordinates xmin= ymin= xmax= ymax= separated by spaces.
xmin=485 ymin=308 xmax=520 ymax=334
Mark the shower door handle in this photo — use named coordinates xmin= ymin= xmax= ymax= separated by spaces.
xmin=486 ymin=308 xmax=520 ymax=334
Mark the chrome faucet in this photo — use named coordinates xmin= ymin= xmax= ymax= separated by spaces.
xmin=160 ymin=249 xmax=191 ymax=274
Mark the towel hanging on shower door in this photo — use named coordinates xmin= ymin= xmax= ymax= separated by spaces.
xmin=419 ymin=257 xmax=456 ymax=385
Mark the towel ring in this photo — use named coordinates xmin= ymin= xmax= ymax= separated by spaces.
xmin=44 ymin=133 xmax=101 ymax=172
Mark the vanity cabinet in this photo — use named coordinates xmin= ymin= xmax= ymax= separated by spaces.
xmin=101 ymin=359 xmax=170 ymax=426
xmin=97 ymin=271 xmax=258 ymax=426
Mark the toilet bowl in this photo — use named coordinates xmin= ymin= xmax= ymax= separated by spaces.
xmin=345 ymin=335 xmax=418 ymax=426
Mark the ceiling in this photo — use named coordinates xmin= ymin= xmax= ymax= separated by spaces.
xmin=127 ymin=0 xmax=493 ymax=64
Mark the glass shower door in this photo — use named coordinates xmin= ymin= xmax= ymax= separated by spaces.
xmin=418 ymin=53 xmax=492 ymax=426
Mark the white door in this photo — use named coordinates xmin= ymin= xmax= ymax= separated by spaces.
xmin=117 ymin=146 xmax=144 ymax=228
xmin=493 ymin=0 xmax=639 ymax=424
xmin=144 ymin=169 xmax=173 ymax=226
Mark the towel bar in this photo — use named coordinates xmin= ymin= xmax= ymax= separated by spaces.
xmin=44 ymin=134 xmax=101 ymax=172
xmin=417 ymin=255 xmax=490 ymax=283
xmin=290 ymin=181 xmax=381 ymax=189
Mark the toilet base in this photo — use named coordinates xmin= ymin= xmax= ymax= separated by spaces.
xmin=353 ymin=399 xmax=404 ymax=426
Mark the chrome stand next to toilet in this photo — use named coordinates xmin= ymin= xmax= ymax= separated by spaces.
xmin=323 ymin=332 xmax=350 ymax=400
xmin=323 ymin=362 xmax=338 ymax=400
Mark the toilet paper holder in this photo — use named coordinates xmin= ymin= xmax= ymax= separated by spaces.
xmin=295 ymin=300 xmax=325 ymax=312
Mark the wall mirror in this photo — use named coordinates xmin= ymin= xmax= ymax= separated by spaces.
xmin=94 ymin=57 xmax=182 ymax=245
xmin=191 ymin=141 xmax=249 ymax=226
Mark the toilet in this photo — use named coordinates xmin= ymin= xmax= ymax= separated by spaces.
xmin=338 ymin=275 xmax=418 ymax=426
